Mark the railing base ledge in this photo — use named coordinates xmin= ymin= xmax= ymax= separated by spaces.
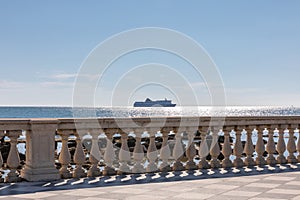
xmin=21 ymin=166 xmax=60 ymax=182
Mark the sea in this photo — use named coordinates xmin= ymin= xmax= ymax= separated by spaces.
xmin=0 ymin=106 xmax=299 ymax=118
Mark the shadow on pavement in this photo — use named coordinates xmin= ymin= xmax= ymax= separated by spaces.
xmin=1 ymin=164 xmax=300 ymax=196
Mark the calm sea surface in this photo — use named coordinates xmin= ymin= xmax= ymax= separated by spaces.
xmin=0 ymin=106 xmax=299 ymax=118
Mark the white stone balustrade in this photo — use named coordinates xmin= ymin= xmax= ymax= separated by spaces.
xmin=103 ymin=129 xmax=116 ymax=176
xmin=172 ymin=131 xmax=185 ymax=171
xmin=185 ymin=130 xmax=197 ymax=170
xmin=255 ymin=127 xmax=266 ymax=166
xmin=118 ymin=130 xmax=131 ymax=175
xmin=73 ymin=130 xmax=86 ymax=178
xmin=5 ymin=130 xmax=22 ymax=182
xmin=132 ymin=130 xmax=145 ymax=173
xmin=57 ymin=129 xmax=73 ymax=179
xmin=222 ymin=127 xmax=233 ymax=168
xmin=146 ymin=129 xmax=158 ymax=173
xmin=87 ymin=129 xmax=102 ymax=177
xmin=159 ymin=129 xmax=171 ymax=172
xmin=0 ymin=116 xmax=299 ymax=182
xmin=266 ymin=126 xmax=277 ymax=166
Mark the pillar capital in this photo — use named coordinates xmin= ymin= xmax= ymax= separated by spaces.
xmin=30 ymin=119 xmax=58 ymax=130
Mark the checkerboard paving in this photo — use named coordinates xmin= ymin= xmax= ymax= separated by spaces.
xmin=2 ymin=171 xmax=300 ymax=200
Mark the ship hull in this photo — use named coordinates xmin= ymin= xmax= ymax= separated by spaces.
xmin=133 ymin=102 xmax=176 ymax=107
xmin=133 ymin=98 xmax=176 ymax=107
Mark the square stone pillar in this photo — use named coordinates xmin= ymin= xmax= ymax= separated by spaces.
xmin=21 ymin=119 xmax=60 ymax=181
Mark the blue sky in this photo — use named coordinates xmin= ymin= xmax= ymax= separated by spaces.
xmin=0 ymin=1 xmax=300 ymax=106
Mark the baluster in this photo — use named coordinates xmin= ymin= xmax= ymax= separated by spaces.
xmin=159 ymin=130 xmax=171 ymax=172
xmin=266 ymin=127 xmax=276 ymax=166
xmin=87 ymin=129 xmax=101 ymax=177
xmin=210 ymin=129 xmax=221 ymax=168
xmin=198 ymin=131 xmax=210 ymax=169
xmin=172 ymin=131 xmax=184 ymax=171
xmin=0 ymin=131 xmax=5 ymax=182
xmin=146 ymin=130 xmax=158 ymax=173
xmin=73 ymin=130 xmax=86 ymax=178
xmin=5 ymin=130 xmax=22 ymax=182
xmin=222 ymin=128 xmax=233 ymax=168
xmin=185 ymin=130 xmax=197 ymax=170
xmin=132 ymin=130 xmax=145 ymax=173
xmin=287 ymin=127 xmax=297 ymax=163
xmin=244 ymin=128 xmax=255 ymax=167
xmin=276 ymin=128 xmax=287 ymax=164
xmin=297 ymin=128 xmax=300 ymax=162
xmin=233 ymin=128 xmax=244 ymax=168
xmin=103 ymin=131 xmax=116 ymax=176
xmin=118 ymin=131 xmax=131 ymax=175
xmin=58 ymin=130 xmax=72 ymax=179
xmin=255 ymin=127 xmax=266 ymax=166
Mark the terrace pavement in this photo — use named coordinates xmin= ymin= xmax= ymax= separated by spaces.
xmin=1 ymin=166 xmax=300 ymax=200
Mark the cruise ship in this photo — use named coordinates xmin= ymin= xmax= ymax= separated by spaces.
xmin=133 ymin=98 xmax=176 ymax=107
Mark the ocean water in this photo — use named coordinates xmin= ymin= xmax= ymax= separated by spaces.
xmin=0 ymin=106 xmax=299 ymax=118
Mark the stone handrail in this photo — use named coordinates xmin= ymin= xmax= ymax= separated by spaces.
xmin=0 ymin=116 xmax=299 ymax=182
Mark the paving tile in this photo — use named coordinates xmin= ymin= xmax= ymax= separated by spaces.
xmin=222 ymin=190 xmax=262 ymax=197
xmin=142 ymin=190 xmax=179 ymax=197
xmin=245 ymin=182 xmax=281 ymax=188
xmin=236 ymin=186 xmax=271 ymax=193
xmin=79 ymin=198 xmax=116 ymax=200
xmin=285 ymin=181 xmax=300 ymax=185
xmin=95 ymin=192 xmax=126 ymax=199
xmin=292 ymin=195 xmax=300 ymax=200
xmin=256 ymin=193 xmax=296 ymax=200
xmin=202 ymin=184 xmax=239 ymax=190
xmin=159 ymin=186 xmax=194 ymax=192
xmin=209 ymin=195 xmax=249 ymax=200
xmin=196 ymin=178 xmax=223 ymax=184
xmin=225 ymin=177 xmax=260 ymax=183
xmin=248 ymin=198 xmax=286 ymax=200
xmin=109 ymin=188 xmax=150 ymax=194
xmin=267 ymin=189 xmax=300 ymax=195
xmin=173 ymin=192 xmax=215 ymax=199
xmin=45 ymin=195 xmax=82 ymax=200
xmin=125 ymin=195 xmax=167 ymax=200
xmin=279 ymin=183 xmax=300 ymax=190
xmin=264 ymin=176 xmax=296 ymax=181
xmin=190 ymin=188 xmax=228 ymax=195
xmin=64 ymin=189 xmax=106 ymax=196
xmin=11 ymin=192 xmax=57 ymax=199
xmin=129 ymin=183 xmax=175 ymax=190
